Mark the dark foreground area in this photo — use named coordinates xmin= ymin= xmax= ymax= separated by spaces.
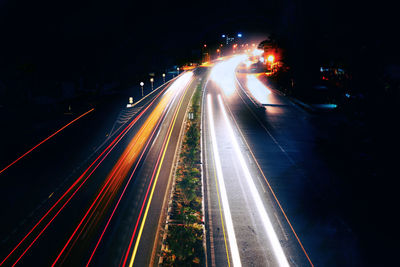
xmin=266 ymin=75 xmax=399 ymax=266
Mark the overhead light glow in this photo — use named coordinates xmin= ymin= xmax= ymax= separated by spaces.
xmin=252 ymin=49 xmax=264 ymax=57
xmin=210 ymin=55 xmax=247 ymax=96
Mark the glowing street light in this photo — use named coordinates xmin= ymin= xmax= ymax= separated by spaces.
xmin=237 ymin=33 xmax=242 ymax=38
xmin=150 ymin=77 xmax=154 ymax=90
xmin=177 ymin=67 xmax=180 ymax=75
xmin=267 ymin=55 xmax=275 ymax=72
xmin=140 ymin=82 xmax=144 ymax=96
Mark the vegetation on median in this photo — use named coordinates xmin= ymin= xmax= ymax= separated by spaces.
xmin=161 ymin=82 xmax=204 ymax=266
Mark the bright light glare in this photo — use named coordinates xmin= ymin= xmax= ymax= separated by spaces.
xmin=252 ymin=49 xmax=263 ymax=57
xmin=210 ymin=55 xmax=247 ymax=96
xmin=207 ymin=94 xmax=242 ymax=267
xmin=267 ymin=55 xmax=275 ymax=62
xmin=246 ymin=75 xmax=271 ymax=105
xmin=244 ymin=60 xmax=252 ymax=68
xmin=167 ymin=72 xmax=193 ymax=93
xmin=217 ymin=94 xmax=289 ymax=267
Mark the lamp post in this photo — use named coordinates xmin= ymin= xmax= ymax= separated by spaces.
xmin=162 ymin=73 xmax=166 ymax=83
xmin=177 ymin=67 xmax=180 ymax=75
xmin=140 ymin=82 xmax=144 ymax=96
xmin=222 ymin=33 xmax=242 ymax=45
xmin=150 ymin=78 xmax=154 ymax=90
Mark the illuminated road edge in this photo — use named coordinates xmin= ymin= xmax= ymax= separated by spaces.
xmin=207 ymin=94 xmax=242 ymax=267
xmin=217 ymin=94 xmax=289 ymax=267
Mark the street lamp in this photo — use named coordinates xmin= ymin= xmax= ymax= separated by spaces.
xmin=162 ymin=73 xmax=166 ymax=83
xmin=177 ymin=67 xmax=180 ymax=75
xmin=267 ymin=55 xmax=275 ymax=72
xmin=150 ymin=78 xmax=154 ymax=90
xmin=140 ymin=82 xmax=144 ymax=96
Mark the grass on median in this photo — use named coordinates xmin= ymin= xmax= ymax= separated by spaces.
xmin=161 ymin=83 xmax=204 ymax=266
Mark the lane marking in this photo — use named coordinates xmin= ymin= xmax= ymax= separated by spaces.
xmin=125 ymin=74 xmax=193 ymax=267
xmin=209 ymin=127 xmax=231 ymax=267
xmin=150 ymin=79 xmax=198 ymax=266
xmin=230 ymin=76 xmax=314 ymax=266
xmin=202 ymin=78 xmax=217 ymax=267
xmin=207 ymin=94 xmax=241 ymax=267
xmin=217 ymin=94 xmax=289 ymax=267
xmin=1 ymin=77 xmax=173 ymax=266
xmin=85 ymin=100 xmax=169 ymax=266
xmin=274 ymin=212 xmax=289 ymax=241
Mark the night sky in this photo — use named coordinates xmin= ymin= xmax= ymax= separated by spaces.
xmin=0 ymin=0 xmax=397 ymax=87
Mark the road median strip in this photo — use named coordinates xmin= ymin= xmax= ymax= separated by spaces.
xmin=159 ymin=82 xmax=205 ymax=266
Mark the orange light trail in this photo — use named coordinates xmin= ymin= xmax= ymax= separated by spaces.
xmin=0 ymin=108 xmax=94 ymax=176
xmin=121 ymin=73 xmax=193 ymax=267
xmin=52 ymin=72 xmax=193 ymax=266
xmin=1 ymin=82 xmax=173 ymax=267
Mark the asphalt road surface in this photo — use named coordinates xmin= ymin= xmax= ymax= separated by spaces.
xmin=203 ymin=57 xmax=360 ymax=267
xmin=0 ymin=71 xmax=200 ymax=266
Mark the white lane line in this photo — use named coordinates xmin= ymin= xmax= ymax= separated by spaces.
xmin=207 ymin=94 xmax=242 ymax=267
xmin=217 ymin=94 xmax=289 ymax=267
xmin=274 ymin=212 xmax=289 ymax=241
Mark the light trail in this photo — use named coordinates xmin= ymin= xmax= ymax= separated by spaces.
xmin=54 ymin=101 xmax=163 ymax=266
xmin=209 ymin=136 xmax=231 ymax=266
xmin=1 ymin=79 xmax=174 ymax=267
xmin=123 ymin=72 xmax=193 ymax=267
xmin=207 ymin=94 xmax=242 ymax=267
xmin=7 ymin=109 xmax=148 ymax=267
xmin=210 ymin=55 xmax=247 ymax=96
xmin=217 ymin=94 xmax=289 ymax=267
xmin=246 ymin=74 xmax=271 ymax=104
xmin=53 ymin=72 xmax=194 ymax=266
xmin=0 ymin=108 xmax=94 ymax=176
xmin=85 ymin=115 xmax=161 ymax=266
xmin=231 ymin=76 xmax=314 ymax=266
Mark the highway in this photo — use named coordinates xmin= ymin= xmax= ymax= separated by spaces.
xmin=0 ymin=70 xmax=200 ymax=266
xmin=0 ymin=56 xmax=359 ymax=267
xmin=203 ymin=56 xmax=358 ymax=266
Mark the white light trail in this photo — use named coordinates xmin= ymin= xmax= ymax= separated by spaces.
xmin=168 ymin=72 xmax=193 ymax=93
xmin=210 ymin=55 xmax=247 ymax=96
xmin=252 ymin=49 xmax=264 ymax=57
xmin=217 ymin=94 xmax=290 ymax=267
xmin=207 ymin=94 xmax=242 ymax=267
xmin=246 ymin=75 xmax=271 ymax=105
